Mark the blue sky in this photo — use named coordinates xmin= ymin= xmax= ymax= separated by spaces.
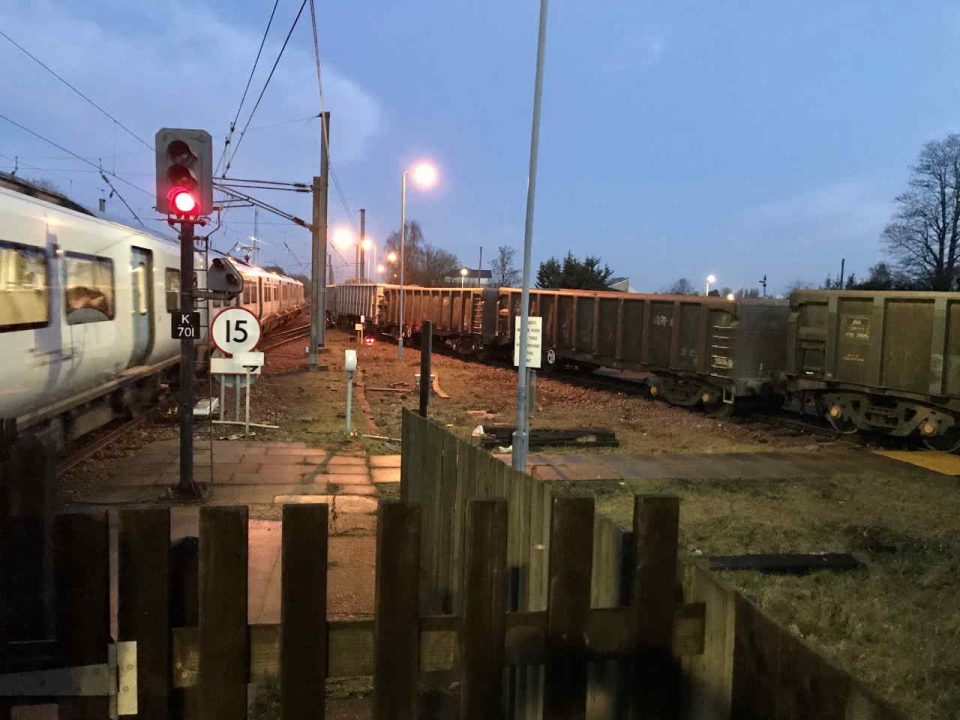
xmin=2 ymin=0 xmax=959 ymax=293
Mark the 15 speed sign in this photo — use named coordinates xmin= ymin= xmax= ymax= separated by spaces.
xmin=211 ymin=307 xmax=262 ymax=356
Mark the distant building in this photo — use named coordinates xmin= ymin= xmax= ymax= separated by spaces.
xmin=607 ymin=277 xmax=630 ymax=292
xmin=445 ymin=268 xmax=493 ymax=286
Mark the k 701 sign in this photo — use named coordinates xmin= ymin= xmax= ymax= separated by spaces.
xmin=170 ymin=311 xmax=201 ymax=340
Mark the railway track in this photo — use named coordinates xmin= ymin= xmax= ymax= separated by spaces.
xmin=58 ymin=404 xmax=165 ymax=475
xmin=261 ymin=323 xmax=311 ymax=351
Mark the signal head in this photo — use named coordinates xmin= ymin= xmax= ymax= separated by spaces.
xmin=155 ymin=128 xmax=212 ymax=219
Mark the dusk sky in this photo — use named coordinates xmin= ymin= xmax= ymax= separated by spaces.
xmin=2 ymin=0 xmax=960 ymax=294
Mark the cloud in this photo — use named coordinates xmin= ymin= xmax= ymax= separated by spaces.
xmin=0 ymin=0 xmax=383 ymax=206
xmin=604 ymin=32 xmax=665 ymax=73
xmin=727 ymin=177 xmax=896 ymax=288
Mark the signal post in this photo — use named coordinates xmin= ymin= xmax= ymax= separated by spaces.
xmin=155 ymin=128 xmax=213 ymax=498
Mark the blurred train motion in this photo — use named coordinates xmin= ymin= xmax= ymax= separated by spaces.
xmin=0 ymin=175 xmax=304 ymax=451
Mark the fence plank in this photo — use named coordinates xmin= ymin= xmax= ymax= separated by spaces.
xmin=544 ymin=497 xmax=594 ymax=719
xmin=281 ymin=504 xmax=328 ymax=720
xmin=54 ymin=512 xmax=110 ymax=719
xmin=169 ymin=535 xmax=199 ymax=719
xmin=119 ymin=508 xmax=171 ymax=719
xmin=632 ymin=495 xmax=680 ymax=719
xmin=198 ymin=506 xmax=248 ymax=720
xmin=460 ymin=499 xmax=508 ymax=718
xmin=437 ymin=430 xmax=458 ymax=613
xmin=400 ymin=408 xmax=414 ymax=503
xmin=374 ymin=502 xmax=421 ymax=719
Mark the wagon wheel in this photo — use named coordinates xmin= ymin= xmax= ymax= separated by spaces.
xmin=827 ymin=414 xmax=859 ymax=435
xmin=661 ymin=383 xmax=702 ymax=407
xmin=706 ymin=402 xmax=735 ymax=419
xmin=923 ymin=426 xmax=960 ymax=453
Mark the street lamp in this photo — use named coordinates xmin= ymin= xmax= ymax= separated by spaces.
xmin=398 ymin=160 xmax=439 ymax=358
xmin=705 ymin=274 xmax=717 ymax=296
xmin=376 ymin=263 xmax=386 ymax=275
xmin=726 ymin=292 xmax=736 ymax=301
xmin=361 ymin=237 xmax=374 ymax=281
xmin=460 ymin=267 xmax=469 ymax=288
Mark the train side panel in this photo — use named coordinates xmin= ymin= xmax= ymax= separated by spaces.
xmin=786 ymin=290 xmax=960 ymax=437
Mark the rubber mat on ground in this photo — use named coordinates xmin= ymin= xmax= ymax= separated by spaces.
xmin=873 ymin=450 xmax=960 ymax=476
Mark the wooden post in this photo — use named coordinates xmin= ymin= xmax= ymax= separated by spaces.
xmin=54 ymin=512 xmax=110 ymax=719
xmin=544 ymin=497 xmax=594 ymax=719
xmin=460 ymin=499 xmax=508 ymax=718
xmin=419 ymin=320 xmax=432 ymax=417
xmin=199 ymin=507 xmax=248 ymax=720
xmin=632 ymin=495 xmax=680 ymax=719
xmin=119 ymin=508 xmax=171 ymax=719
xmin=281 ymin=504 xmax=329 ymax=719
xmin=374 ymin=502 xmax=421 ymax=719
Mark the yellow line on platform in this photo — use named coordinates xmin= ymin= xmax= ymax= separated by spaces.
xmin=873 ymin=449 xmax=960 ymax=476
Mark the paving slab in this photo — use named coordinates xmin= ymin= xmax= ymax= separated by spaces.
xmin=874 ymin=449 xmax=960 ymax=476
xmin=369 ymin=454 xmax=401 ymax=468
xmin=332 ymin=513 xmax=378 ymax=536
xmin=370 ymin=467 xmax=400 ymax=484
xmin=274 ymin=494 xmax=335 ymax=505
xmin=328 ymin=455 xmax=368 ymax=467
xmin=333 ymin=484 xmax=378 ymax=496
xmin=334 ymin=496 xmax=378 ymax=515
xmin=208 ymin=484 xmax=327 ymax=505
xmin=322 ymin=473 xmax=372 ymax=485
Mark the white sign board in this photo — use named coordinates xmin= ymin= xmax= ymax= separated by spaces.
xmin=513 ymin=316 xmax=542 ymax=369
xmin=211 ymin=307 xmax=262 ymax=356
xmin=210 ymin=357 xmax=262 ymax=375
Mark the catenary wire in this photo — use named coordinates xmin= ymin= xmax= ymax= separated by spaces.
xmin=0 ymin=30 xmax=153 ymax=151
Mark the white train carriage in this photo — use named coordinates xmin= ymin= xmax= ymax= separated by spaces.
xmin=211 ymin=258 xmax=306 ymax=333
xmin=0 ymin=184 xmax=187 ymax=447
xmin=0 ymin=177 xmax=306 ymax=450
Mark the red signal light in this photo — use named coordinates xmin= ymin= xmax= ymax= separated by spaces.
xmin=168 ymin=187 xmax=198 ymax=215
xmin=363 ymin=336 xmax=375 ymax=346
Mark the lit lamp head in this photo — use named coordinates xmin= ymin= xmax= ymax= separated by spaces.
xmin=460 ymin=268 xmax=469 ymax=277
xmin=361 ymin=238 xmax=373 ymax=251
xmin=333 ymin=227 xmax=355 ymax=251
xmin=726 ymin=292 xmax=736 ymax=301
xmin=386 ymin=251 xmax=398 ymax=264
xmin=376 ymin=264 xmax=386 ymax=274
xmin=410 ymin=161 xmax=439 ymax=189
xmin=707 ymin=274 xmax=717 ymax=284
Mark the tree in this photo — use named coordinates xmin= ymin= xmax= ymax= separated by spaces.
xmin=491 ymin=245 xmax=520 ymax=287
xmin=384 ymin=220 xmax=462 ymax=286
xmin=536 ymin=252 xmax=614 ymax=290
xmin=666 ymin=278 xmax=695 ymax=295
xmin=848 ymin=262 xmax=913 ymax=290
xmin=882 ymin=134 xmax=960 ymax=290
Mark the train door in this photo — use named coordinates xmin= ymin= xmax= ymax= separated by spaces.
xmin=129 ymin=247 xmax=154 ymax=366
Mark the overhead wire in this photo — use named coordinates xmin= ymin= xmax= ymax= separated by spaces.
xmin=0 ymin=114 xmax=154 ymax=198
xmin=215 ymin=0 xmax=282 ymax=176
xmin=0 ymin=30 xmax=153 ymax=151
xmin=221 ymin=0 xmax=309 ymax=177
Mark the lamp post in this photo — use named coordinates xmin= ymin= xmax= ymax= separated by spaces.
xmin=460 ymin=267 xmax=468 ymax=288
xmin=705 ymin=273 xmax=717 ymax=296
xmin=386 ymin=251 xmax=398 ymax=282
xmin=398 ymin=161 xmax=438 ymax=358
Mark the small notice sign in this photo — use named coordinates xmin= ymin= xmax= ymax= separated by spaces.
xmin=513 ymin=316 xmax=543 ymax=369
xmin=171 ymin=311 xmax=201 ymax=340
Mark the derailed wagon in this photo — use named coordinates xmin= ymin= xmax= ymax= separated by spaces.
xmin=784 ymin=289 xmax=960 ymax=449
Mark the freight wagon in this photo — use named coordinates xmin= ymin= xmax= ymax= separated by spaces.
xmin=785 ymin=290 xmax=960 ymax=449
xmin=373 ymin=284 xmax=788 ymax=407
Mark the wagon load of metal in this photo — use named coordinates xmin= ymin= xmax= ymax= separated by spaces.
xmin=500 ymin=289 xmax=790 ymax=407
xmin=785 ymin=290 xmax=960 ymax=447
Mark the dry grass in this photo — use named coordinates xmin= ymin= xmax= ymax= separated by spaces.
xmin=564 ymin=464 xmax=960 ymax=719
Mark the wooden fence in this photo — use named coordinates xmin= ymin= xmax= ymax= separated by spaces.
xmin=399 ymin=409 xmax=909 ymax=720
xmin=0 ymin=414 xmax=909 ymax=719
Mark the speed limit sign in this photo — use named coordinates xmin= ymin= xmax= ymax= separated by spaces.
xmin=211 ymin=307 xmax=262 ymax=356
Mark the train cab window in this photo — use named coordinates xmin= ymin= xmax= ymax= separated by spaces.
xmin=0 ymin=241 xmax=49 ymax=332
xmin=64 ymin=253 xmax=114 ymax=324
xmin=165 ymin=269 xmax=180 ymax=312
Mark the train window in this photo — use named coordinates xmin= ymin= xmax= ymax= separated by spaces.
xmin=0 ymin=241 xmax=49 ymax=332
xmin=64 ymin=253 xmax=114 ymax=324
xmin=165 ymin=269 xmax=180 ymax=311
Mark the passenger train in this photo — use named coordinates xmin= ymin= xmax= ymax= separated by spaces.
xmin=0 ymin=175 xmax=304 ymax=451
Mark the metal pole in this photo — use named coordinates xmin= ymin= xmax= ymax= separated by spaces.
xmin=346 ymin=372 xmax=354 ymax=432
xmin=512 ymin=0 xmax=549 ymax=472
xmin=477 ymin=246 xmax=483 ymax=287
xmin=398 ymin=172 xmax=407 ymax=358
xmin=359 ymin=208 xmax=366 ymax=282
xmin=839 ymin=257 xmax=846 ymax=290
xmin=176 ymin=221 xmax=197 ymax=495
xmin=308 ymin=111 xmax=330 ymax=366
xmin=244 ymin=371 xmax=251 ymax=437
xmin=219 ymin=375 xmax=225 ymax=422
xmin=420 ymin=320 xmax=432 ymax=418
